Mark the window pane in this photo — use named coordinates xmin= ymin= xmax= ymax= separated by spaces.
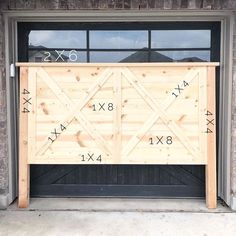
xmin=28 ymin=49 xmax=87 ymax=62
xmin=151 ymin=51 xmax=210 ymax=62
xmin=90 ymin=51 xmax=149 ymax=62
xmin=151 ymin=30 xmax=211 ymax=48
xmin=90 ymin=31 xmax=148 ymax=49
xmin=29 ymin=30 xmax=86 ymax=48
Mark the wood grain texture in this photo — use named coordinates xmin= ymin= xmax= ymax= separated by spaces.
xmin=205 ymin=66 xmax=217 ymax=209
xmin=27 ymin=68 xmax=37 ymax=165
xmin=17 ymin=63 xmax=218 ymax=208
xmin=15 ymin=63 xmax=218 ymax=165
xmin=113 ymin=68 xmax=122 ymax=163
xmin=18 ymin=67 xmax=30 ymax=208
xmin=16 ymin=62 xmax=220 ymax=67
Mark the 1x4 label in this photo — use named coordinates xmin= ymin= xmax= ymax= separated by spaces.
xmin=80 ymin=153 xmax=102 ymax=162
xmin=48 ymin=124 xmax=67 ymax=143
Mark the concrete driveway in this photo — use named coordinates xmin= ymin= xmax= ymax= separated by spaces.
xmin=0 ymin=198 xmax=236 ymax=236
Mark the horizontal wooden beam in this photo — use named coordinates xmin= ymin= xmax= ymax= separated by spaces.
xmin=15 ymin=62 xmax=220 ymax=67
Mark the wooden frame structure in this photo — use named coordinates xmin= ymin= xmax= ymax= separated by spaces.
xmin=16 ymin=62 xmax=219 ymax=208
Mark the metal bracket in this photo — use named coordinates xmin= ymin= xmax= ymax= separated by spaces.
xmin=10 ymin=63 xmax=15 ymax=77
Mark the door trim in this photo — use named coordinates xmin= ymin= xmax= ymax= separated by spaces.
xmin=3 ymin=10 xmax=234 ymax=206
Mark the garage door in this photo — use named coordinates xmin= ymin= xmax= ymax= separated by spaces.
xmin=17 ymin=21 xmax=220 ymax=197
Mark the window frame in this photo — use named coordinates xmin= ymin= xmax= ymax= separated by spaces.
xmin=19 ymin=21 xmax=220 ymax=63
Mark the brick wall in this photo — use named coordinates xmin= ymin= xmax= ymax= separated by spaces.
xmin=0 ymin=0 xmax=235 ymax=10
xmin=0 ymin=5 xmax=8 ymax=197
xmin=0 ymin=0 xmax=236 ymax=207
xmin=231 ymin=15 xmax=236 ymax=196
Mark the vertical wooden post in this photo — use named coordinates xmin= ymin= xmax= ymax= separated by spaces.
xmin=206 ymin=66 xmax=217 ymax=209
xmin=27 ymin=68 xmax=37 ymax=164
xmin=113 ymin=68 xmax=122 ymax=164
xmin=198 ymin=67 xmax=207 ymax=164
xmin=18 ymin=67 xmax=30 ymax=208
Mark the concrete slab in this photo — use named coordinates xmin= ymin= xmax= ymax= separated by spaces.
xmin=8 ymin=198 xmax=231 ymax=212
xmin=1 ymin=210 xmax=236 ymax=236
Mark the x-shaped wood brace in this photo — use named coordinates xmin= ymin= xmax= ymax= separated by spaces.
xmin=36 ymin=67 xmax=114 ymax=157
xmin=121 ymin=67 xmax=201 ymax=159
xmin=35 ymin=66 xmax=200 ymax=161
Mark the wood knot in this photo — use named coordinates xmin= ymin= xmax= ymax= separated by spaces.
xmin=40 ymin=102 xmax=49 ymax=115
xmin=76 ymin=131 xmax=85 ymax=147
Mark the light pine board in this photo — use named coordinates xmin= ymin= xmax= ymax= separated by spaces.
xmin=17 ymin=63 xmax=219 ymax=208
xmin=18 ymin=67 xmax=30 ymax=208
xmin=22 ymin=66 xmax=210 ymax=165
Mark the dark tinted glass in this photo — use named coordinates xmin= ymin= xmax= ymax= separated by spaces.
xmin=151 ymin=30 xmax=211 ymax=48
xmin=152 ymin=50 xmax=210 ymax=62
xmin=28 ymin=50 xmax=87 ymax=62
xmin=29 ymin=30 xmax=86 ymax=48
xmin=28 ymin=28 xmax=213 ymax=63
xmin=90 ymin=31 xmax=148 ymax=49
xmin=90 ymin=51 xmax=147 ymax=63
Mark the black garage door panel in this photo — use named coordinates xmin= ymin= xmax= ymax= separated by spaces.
xmin=30 ymin=165 xmax=205 ymax=197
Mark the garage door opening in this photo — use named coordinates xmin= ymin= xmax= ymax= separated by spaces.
xmin=17 ymin=21 xmax=221 ymax=198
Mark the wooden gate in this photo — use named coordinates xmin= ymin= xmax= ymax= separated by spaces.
xmin=17 ymin=62 xmax=219 ymax=208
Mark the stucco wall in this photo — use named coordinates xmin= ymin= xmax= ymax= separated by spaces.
xmin=0 ymin=0 xmax=236 ymax=208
